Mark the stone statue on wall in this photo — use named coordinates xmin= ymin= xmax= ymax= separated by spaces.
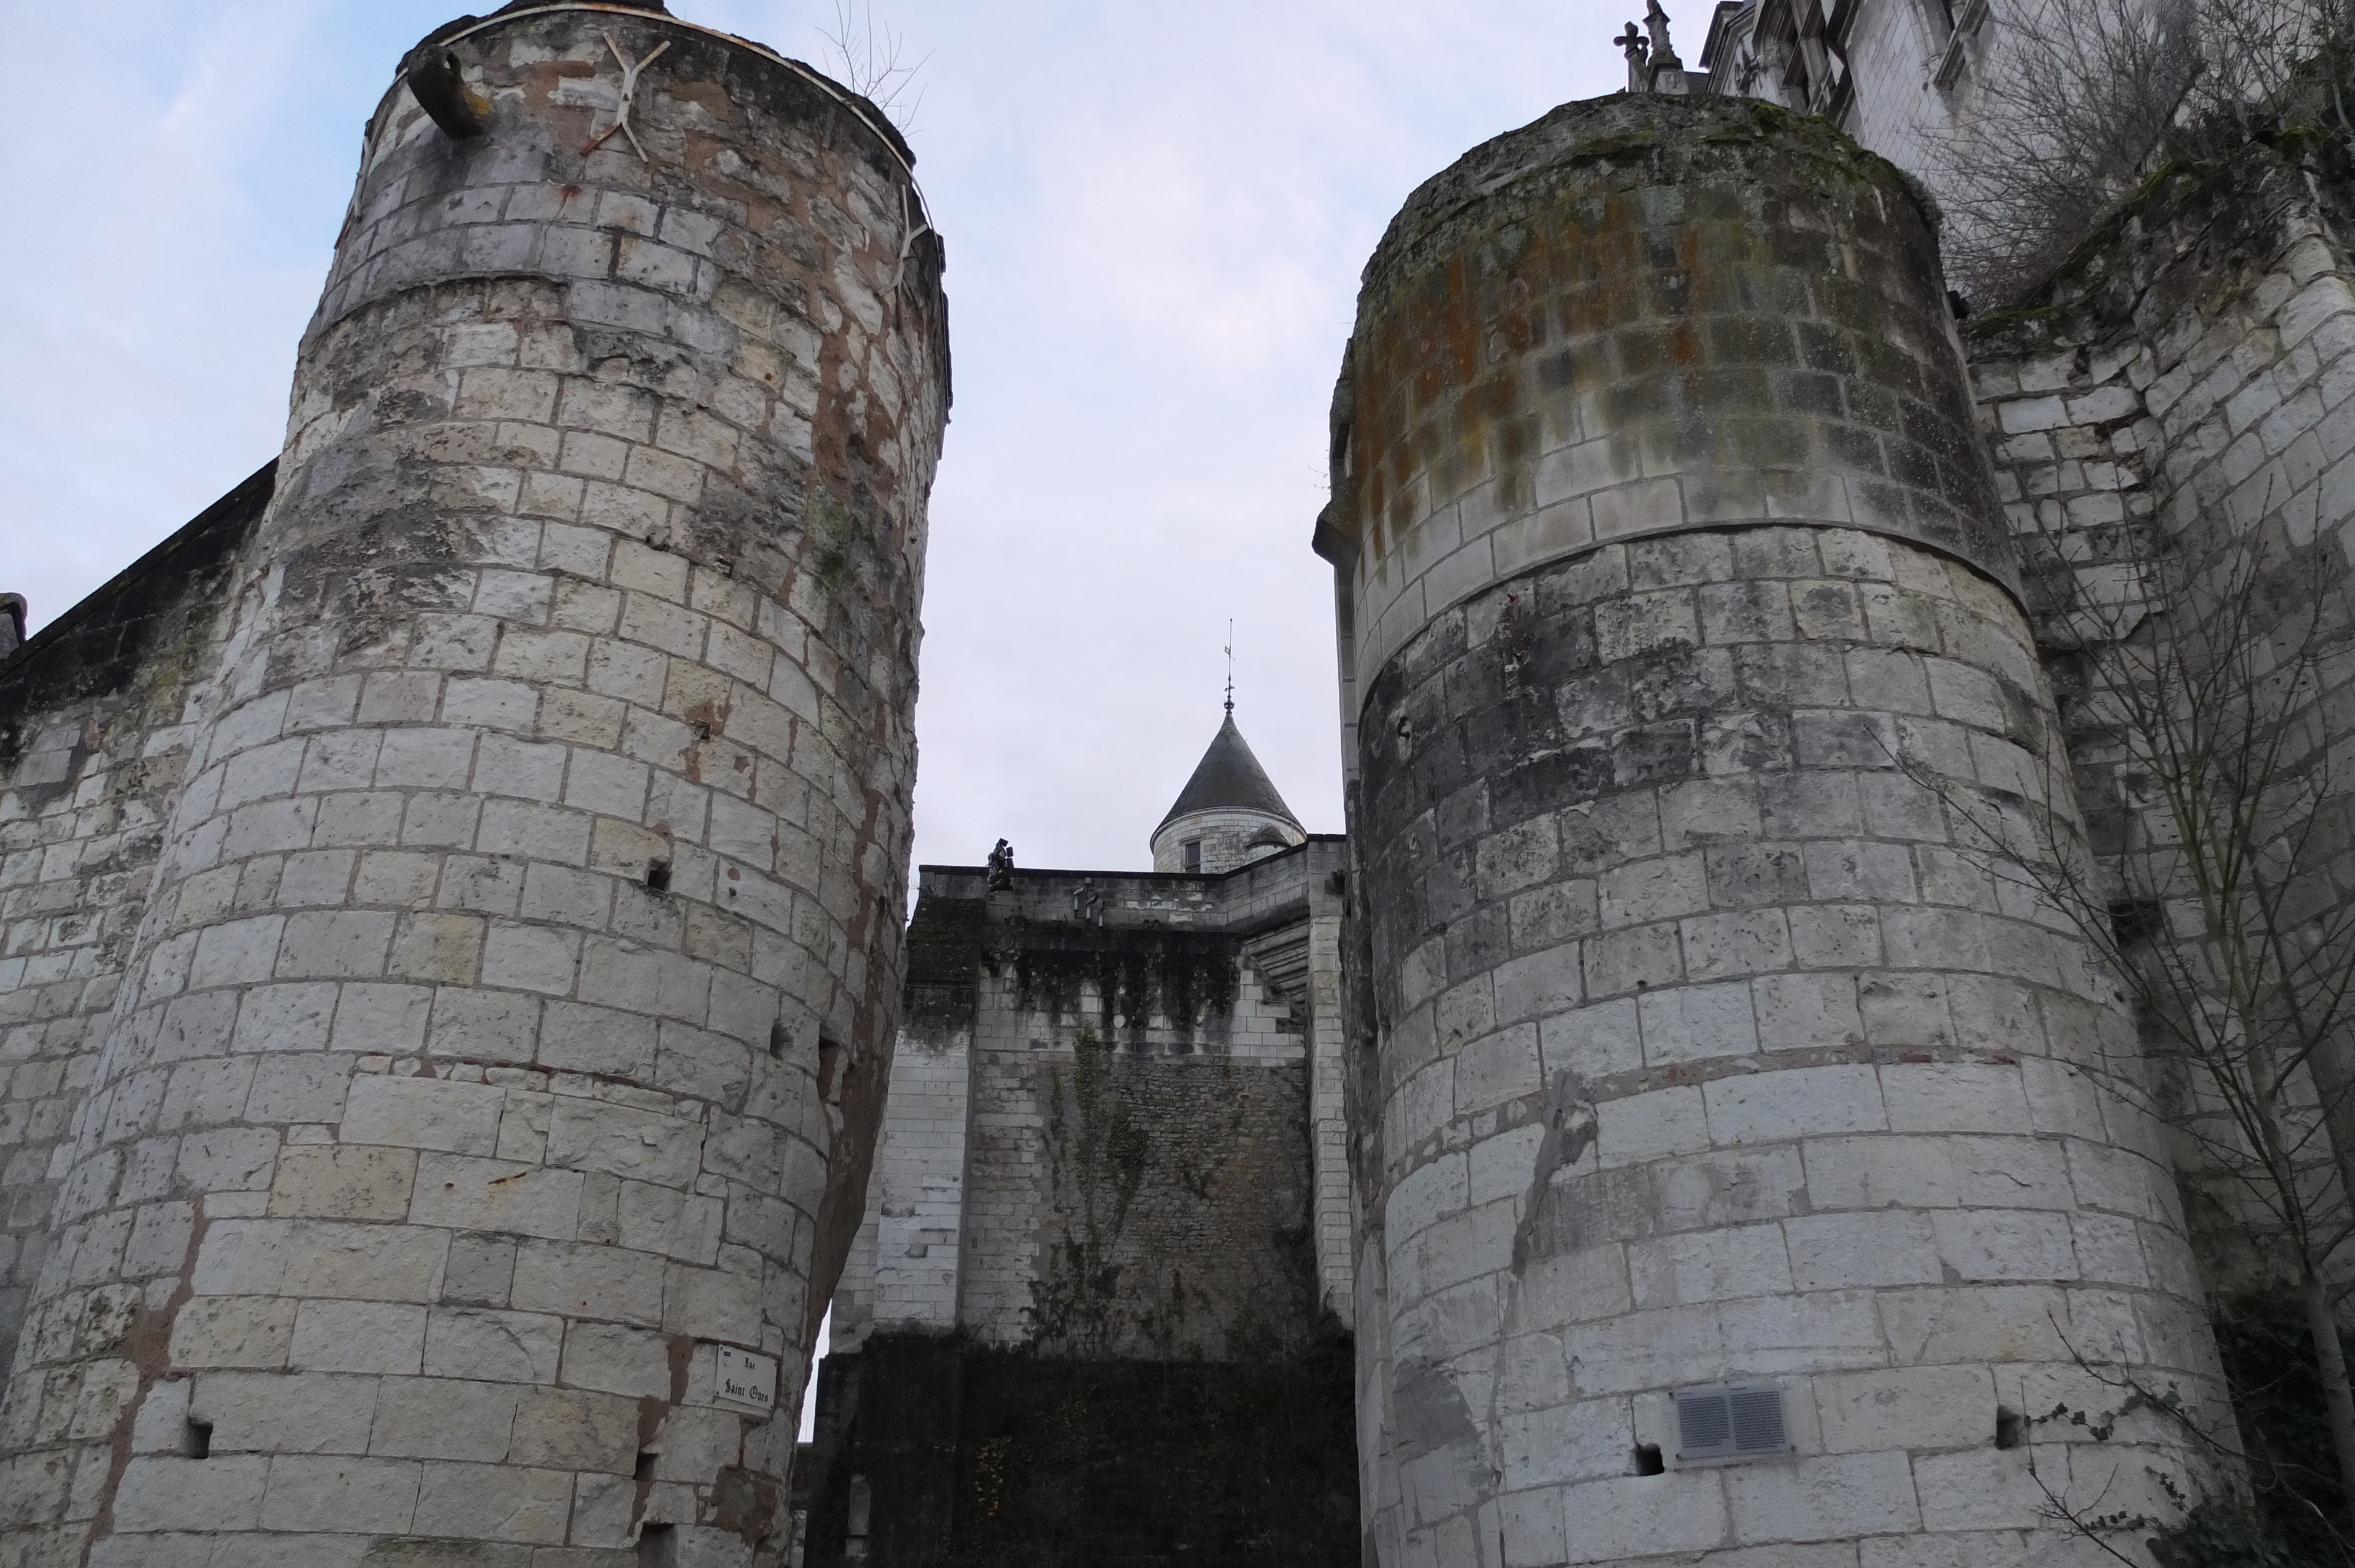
xmin=987 ymin=838 xmax=1015 ymax=889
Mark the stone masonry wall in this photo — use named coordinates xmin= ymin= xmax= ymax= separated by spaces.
xmin=807 ymin=855 xmax=1356 ymax=1567
xmin=0 ymin=10 xmax=947 ymax=1565
xmin=1967 ymin=139 xmax=2355 ymax=1297
xmin=1150 ymin=808 xmax=1306 ymax=876
xmin=832 ymin=852 xmax=1357 ymax=1361
xmin=1328 ymin=93 xmax=2224 ymax=1567
xmin=0 ymin=469 xmax=275 ymax=1414
xmin=1358 ymin=530 xmax=2224 ymax=1566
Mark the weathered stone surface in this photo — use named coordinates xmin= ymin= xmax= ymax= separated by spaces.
xmin=1327 ymin=95 xmax=2225 ymax=1567
xmin=0 ymin=5 xmax=946 ymax=1561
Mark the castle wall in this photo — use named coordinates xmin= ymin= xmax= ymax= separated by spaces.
xmin=838 ymin=862 xmax=1343 ymax=1360
xmin=0 ymin=469 xmax=275 ymax=1416
xmin=859 ymin=1018 xmax=973 ymax=1339
xmin=807 ymin=853 xmax=1359 ymax=1565
xmin=0 ymin=9 xmax=947 ymax=1563
xmin=1966 ymin=141 xmax=2355 ymax=1298
xmin=1326 ymin=95 xmax=2225 ymax=1567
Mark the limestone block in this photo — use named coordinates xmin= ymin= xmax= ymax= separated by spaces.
xmin=268 ymin=1144 xmax=417 ymax=1221
xmin=369 ymin=1378 xmax=522 ymax=1461
xmin=342 ymin=1076 xmax=505 ymax=1157
xmin=109 ymin=1456 xmax=270 ymax=1534
xmin=257 ymin=1453 xmax=422 ymax=1533
xmin=1812 ymin=1364 xmax=1996 ymax=1454
xmin=190 ymin=1370 xmax=378 ymax=1455
xmin=1638 ymin=983 xmax=1759 ymax=1067
xmin=1629 ymin=1222 xmax=1795 ymax=1308
xmin=507 ymin=1387 xmax=637 ymax=1473
xmin=409 ymin=1155 xmax=584 ymax=1241
xmin=509 ymin=1241 xmax=663 ymax=1326
xmin=414 ymin=1460 xmax=575 ymax=1544
xmin=290 ymin=1300 xmax=427 ymax=1375
xmin=560 ymin=1323 xmax=672 ymax=1400
xmin=1783 ymin=1211 xmax=1942 ymax=1291
xmin=545 ymin=1099 xmax=702 ymax=1187
xmin=422 ymin=1308 xmax=563 ymax=1386
xmin=1910 ymin=1447 xmax=2048 ymax=1533
xmin=1704 ymin=1067 xmax=1885 ymax=1144
xmin=1558 ymin=1470 xmax=1728 ymax=1562
xmin=191 ymin=1219 xmax=447 ymax=1303
xmin=1723 ymin=1451 xmax=1922 ymax=1543
xmin=168 ymin=1296 xmax=296 ymax=1370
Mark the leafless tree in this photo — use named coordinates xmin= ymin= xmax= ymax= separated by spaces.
xmin=819 ymin=1 xmax=928 ymax=134
xmin=1905 ymin=500 xmax=2355 ymax=1526
xmin=1928 ymin=0 xmax=2350 ymax=305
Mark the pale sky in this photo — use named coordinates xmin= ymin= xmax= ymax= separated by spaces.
xmin=0 ymin=0 xmax=1638 ymax=879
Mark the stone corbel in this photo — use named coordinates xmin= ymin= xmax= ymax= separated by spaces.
xmin=402 ymin=38 xmax=492 ymax=139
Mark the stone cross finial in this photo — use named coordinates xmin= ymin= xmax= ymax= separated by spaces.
xmin=1616 ymin=21 xmax=1650 ymax=92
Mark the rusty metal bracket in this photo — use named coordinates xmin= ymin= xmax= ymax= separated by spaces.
xmin=585 ymin=32 xmax=672 ymax=160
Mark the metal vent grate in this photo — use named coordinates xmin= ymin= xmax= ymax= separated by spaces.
xmin=1676 ymin=1390 xmax=1732 ymax=1454
xmin=1729 ymin=1386 xmax=1787 ymax=1450
xmin=1673 ymin=1383 xmax=1789 ymax=1460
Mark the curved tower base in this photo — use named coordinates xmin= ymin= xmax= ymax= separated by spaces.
xmin=1327 ymin=96 xmax=2228 ymax=1567
xmin=0 ymin=7 xmax=947 ymax=1562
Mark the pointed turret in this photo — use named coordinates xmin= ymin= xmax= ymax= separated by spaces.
xmin=1151 ymin=709 xmax=1305 ymax=873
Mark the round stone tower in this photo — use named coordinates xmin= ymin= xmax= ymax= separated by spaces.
xmin=1324 ymin=97 xmax=2225 ymax=1564
xmin=1150 ymin=706 xmax=1307 ymax=873
xmin=0 ymin=4 xmax=946 ymax=1561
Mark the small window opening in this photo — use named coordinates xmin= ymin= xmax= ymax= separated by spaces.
xmin=1181 ymin=839 xmax=1202 ymax=873
xmin=183 ymin=1418 xmax=213 ymax=1460
xmin=818 ymin=1037 xmax=844 ymax=1101
xmin=638 ymin=1522 xmax=678 ymax=1566
xmin=635 ymin=1449 xmax=659 ymax=1481
xmin=1633 ymin=1442 xmax=1664 ymax=1476
xmin=769 ymin=1020 xmax=790 ymax=1062
xmin=646 ymin=859 xmax=672 ymax=893
xmin=1996 ymin=1406 xmax=2024 ymax=1449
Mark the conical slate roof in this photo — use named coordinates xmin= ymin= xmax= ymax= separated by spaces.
xmin=1156 ymin=713 xmax=1301 ymax=832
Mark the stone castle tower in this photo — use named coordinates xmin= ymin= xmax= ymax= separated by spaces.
xmin=12 ymin=2 xmax=2355 ymax=1563
xmin=0 ymin=2 xmax=946 ymax=1560
xmin=1149 ymin=707 xmax=1308 ymax=875
xmin=1322 ymin=95 xmax=2228 ymax=1563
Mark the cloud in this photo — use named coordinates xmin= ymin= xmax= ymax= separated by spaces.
xmin=0 ymin=0 xmax=336 ymax=632
xmin=5 ymin=0 xmax=1638 ymax=879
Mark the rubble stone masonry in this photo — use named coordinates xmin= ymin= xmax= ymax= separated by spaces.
xmin=0 ymin=5 xmax=947 ymax=1563
xmin=1325 ymin=95 xmax=2226 ymax=1566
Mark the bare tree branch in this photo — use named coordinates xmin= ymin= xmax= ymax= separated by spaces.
xmin=1928 ymin=0 xmax=2351 ymax=304
xmin=818 ymin=0 xmax=930 ymax=134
